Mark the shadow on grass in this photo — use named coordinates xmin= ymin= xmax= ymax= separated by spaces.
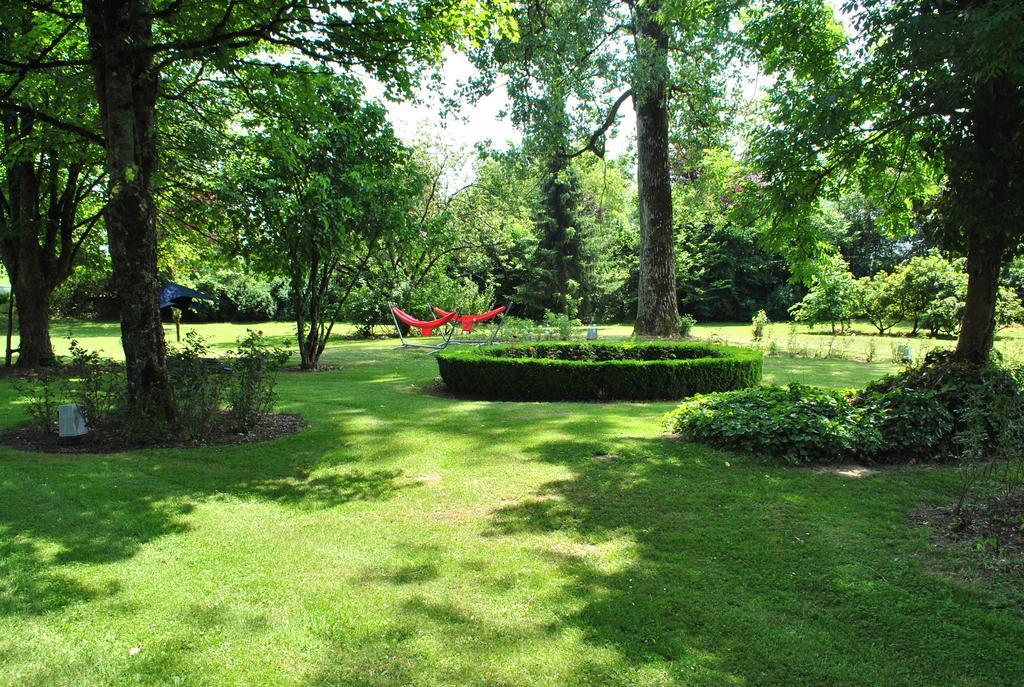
xmin=478 ymin=437 xmax=1024 ymax=685
xmin=0 ymin=348 xmax=634 ymax=620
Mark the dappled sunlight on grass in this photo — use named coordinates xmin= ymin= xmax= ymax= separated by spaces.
xmin=1 ymin=322 xmax=1022 ymax=685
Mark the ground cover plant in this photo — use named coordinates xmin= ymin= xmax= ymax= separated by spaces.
xmin=665 ymin=351 xmax=1024 ymax=466
xmin=436 ymin=341 xmax=762 ymax=400
xmin=1 ymin=322 xmax=1023 ymax=686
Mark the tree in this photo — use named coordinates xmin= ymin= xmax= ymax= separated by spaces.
xmin=226 ymin=69 xmax=419 ymax=370
xmin=0 ymin=117 xmax=105 ymax=366
xmin=789 ymin=254 xmax=859 ymax=334
xmin=469 ymin=0 xmax=742 ymax=335
xmin=673 ymin=147 xmax=796 ymax=321
xmin=2 ymin=0 xmax=508 ymax=418
xmin=746 ymin=0 xmax=1024 ymax=362
xmin=0 ymin=13 xmax=105 ymax=366
xmin=891 ymin=252 xmax=965 ymax=336
xmin=858 ymin=270 xmax=903 ymax=335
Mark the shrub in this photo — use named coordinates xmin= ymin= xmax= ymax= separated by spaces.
xmin=665 ymin=384 xmax=884 ymax=463
xmin=867 ymin=350 xmax=1024 ymax=459
xmin=541 ymin=311 xmax=581 ymax=340
xmin=224 ymin=330 xmax=289 ymax=431
xmin=437 ymin=342 xmax=762 ymax=401
xmin=14 ymin=371 xmax=66 ymax=434
xmin=751 ymin=310 xmax=769 ymax=341
xmin=789 ymin=254 xmax=860 ymax=334
xmin=66 ymin=339 xmax=124 ymax=425
xmin=167 ymin=332 xmax=225 ymax=440
xmin=501 ymin=316 xmax=539 ymax=342
xmin=665 ymin=350 xmax=1021 ymax=465
xmin=858 ymin=270 xmax=904 ymax=334
xmin=191 ymin=270 xmax=282 ymax=322
xmin=664 ymin=383 xmax=952 ymax=464
xmin=679 ymin=313 xmax=697 ymax=338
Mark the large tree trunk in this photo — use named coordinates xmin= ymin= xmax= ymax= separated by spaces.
xmin=83 ymin=0 xmax=175 ymax=420
xmin=950 ymin=74 xmax=1021 ymax=363
xmin=12 ymin=265 xmax=54 ymax=366
xmin=954 ymin=237 xmax=1004 ymax=363
xmin=631 ymin=1 xmax=679 ymax=336
xmin=2 ymin=150 xmax=55 ymax=366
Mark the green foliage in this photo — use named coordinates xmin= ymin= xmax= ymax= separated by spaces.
xmin=867 ymin=350 xmax=1024 ymax=461
xmin=541 ymin=311 xmax=582 ymax=340
xmin=751 ymin=309 xmax=769 ymax=341
xmin=437 ymin=342 xmax=762 ymax=401
xmin=891 ymin=252 xmax=966 ymax=335
xmin=666 ymin=385 xmax=883 ymax=463
xmin=667 ymin=344 xmax=1024 ymax=465
xmin=674 ymin=149 xmax=800 ymax=322
xmin=14 ymin=372 xmax=64 ymax=434
xmin=66 ymin=339 xmax=124 ymax=427
xmin=664 ymin=383 xmax=952 ymax=464
xmin=789 ymin=255 xmax=859 ymax=333
xmin=223 ymin=67 xmax=421 ymax=368
xmin=167 ymin=332 xmax=224 ymax=441
xmin=997 ymin=286 xmax=1024 ymax=330
xmin=223 ymin=330 xmax=289 ymax=432
xmin=745 ymin=0 xmax=1024 ymax=359
xmin=346 ymin=275 xmax=493 ymax=338
xmin=191 ymin=269 xmax=287 ymax=322
xmin=679 ymin=313 xmax=697 ymax=338
xmin=858 ymin=270 xmax=903 ymax=334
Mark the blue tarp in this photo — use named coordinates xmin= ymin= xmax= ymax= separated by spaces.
xmin=160 ymin=283 xmax=217 ymax=311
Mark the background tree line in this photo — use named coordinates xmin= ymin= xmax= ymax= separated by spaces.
xmin=2 ymin=0 xmax=1022 ymax=426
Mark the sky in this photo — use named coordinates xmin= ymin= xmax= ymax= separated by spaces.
xmin=365 ymin=51 xmax=637 ymax=160
xmin=369 ymin=0 xmax=852 ymax=164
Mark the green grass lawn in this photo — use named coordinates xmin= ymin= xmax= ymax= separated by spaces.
xmin=1 ymin=322 xmax=1022 ymax=686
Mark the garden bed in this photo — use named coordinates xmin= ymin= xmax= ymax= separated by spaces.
xmin=436 ymin=341 xmax=762 ymax=401
xmin=0 ymin=411 xmax=306 ymax=454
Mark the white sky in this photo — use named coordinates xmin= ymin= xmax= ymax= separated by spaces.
xmin=365 ymin=51 xmax=636 ymax=159
xmin=370 ymin=0 xmax=849 ymax=167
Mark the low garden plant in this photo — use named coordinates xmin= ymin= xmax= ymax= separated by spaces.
xmin=665 ymin=350 xmax=1024 ymax=467
xmin=11 ymin=330 xmax=289 ymax=446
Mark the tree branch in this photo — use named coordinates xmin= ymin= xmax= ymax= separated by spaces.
xmin=0 ymin=101 xmax=103 ymax=145
xmin=563 ymin=89 xmax=633 ymax=159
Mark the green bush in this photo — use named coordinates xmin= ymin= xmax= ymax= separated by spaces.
xmin=344 ymin=276 xmax=494 ymax=337
xmin=665 ymin=385 xmax=884 ymax=463
xmin=191 ymin=270 xmax=282 ymax=322
xmin=168 ymin=332 xmax=225 ymax=440
xmin=664 ymin=383 xmax=952 ymax=464
xmin=541 ymin=311 xmax=582 ymax=340
xmin=665 ymin=350 xmax=1022 ymax=465
xmin=437 ymin=342 xmax=762 ymax=401
xmin=224 ymin=330 xmax=289 ymax=431
xmin=679 ymin=313 xmax=697 ymax=338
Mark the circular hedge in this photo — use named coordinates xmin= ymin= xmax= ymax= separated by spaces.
xmin=435 ymin=341 xmax=762 ymax=401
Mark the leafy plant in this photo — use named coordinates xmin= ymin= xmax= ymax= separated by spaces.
xmin=438 ymin=342 xmax=762 ymax=401
xmin=541 ymin=311 xmax=582 ymax=340
xmin=679 ymin=313 xmax=697 ymax=338
xmin=664 ymin=382 xmax=952 ymax=464
xmin=14 ymin=371 xmax=67 ymax=434
xmin=224 ymin=330 xmax=289 ymax=432
xmin=789 ymin=255 xmax=860 ymax=334
xmin=750 ymin=309 xmax=769 ymax=342
xmin=168 ymin=332 xmax=225 ymax=440
xmin=66 ymin=339 xmax=124 ymax=426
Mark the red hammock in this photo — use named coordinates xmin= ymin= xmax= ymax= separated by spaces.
xmin=390 ymin=306 xmax=457 ymax=336
xmin=432 ymin=306 xmax=506 ymax=333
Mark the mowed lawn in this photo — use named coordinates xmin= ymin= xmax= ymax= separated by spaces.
xmin=1 ymin=322 xmax=1022 ymax=686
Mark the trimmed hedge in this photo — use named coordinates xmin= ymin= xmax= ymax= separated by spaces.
xmin=436 ymin=342 xmax=762 ymax=401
